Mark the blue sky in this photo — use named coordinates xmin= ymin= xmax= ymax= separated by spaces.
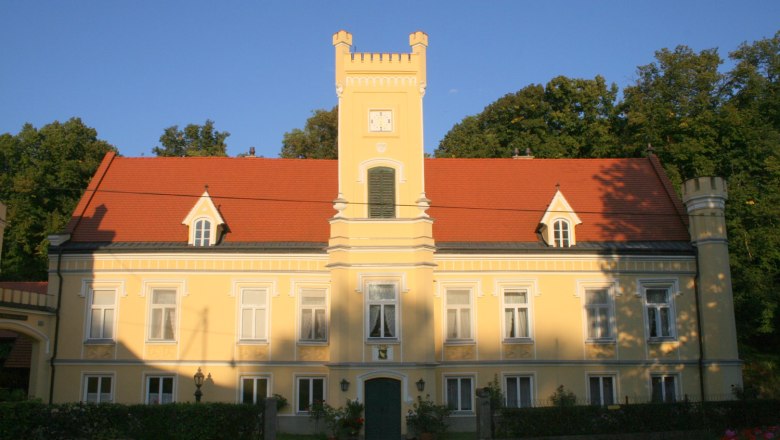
xmin=1 ymin=1 xmax=778 ymax=158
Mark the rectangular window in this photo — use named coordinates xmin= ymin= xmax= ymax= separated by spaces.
xmin=241 ymin=376 xmax=269 ymax=404
xmin=505 ymin=375 xmax=533 ymax=408
xmin=146 ymin=376 xmax=174 ymax=404
xmin=645 ymin=286 xmax=674 ymax=339
xmin=651 ymin=375 xmax=677 ymax=403
xmin=504 ymin=289 xmax=530 ymax=339
xmin=83 ymin=375 xmax=113 ymax=403
xmin=149 ymin=289 xmax=176 ymax=341
xmin=88 ymin=289 xmax=116 ymax=340
xmin=300 ymin=289 xmax=327 ymax=342
xmin=585 ymin=288 xmax=613 ymax=340
xmin=297 ymin=377 xmax=325 ymax=413
xmin=588 ymin=375 xmax=616 ymax=406
xmin=240 ymin=288 xmax=268 ymax=341
xmin=446 ymin=289 xmax=472 ymax=341
xmin=446 ymin=377 xmax=473 ymax=412
xmin=367 ymin=283 xmax=397 ymax=339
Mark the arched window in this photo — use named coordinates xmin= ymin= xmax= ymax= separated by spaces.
xmin=194 ymin=218 xmax=212 ymax=246
xmin=367 ymin=167 xmax=395 ymax=218
xmin=553 ymin=219 xmax=570 ymax=247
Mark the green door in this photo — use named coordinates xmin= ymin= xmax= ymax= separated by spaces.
xmin=365 ymin=378 xmax=401 ymax=440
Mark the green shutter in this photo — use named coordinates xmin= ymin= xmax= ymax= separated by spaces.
xmin=368 ymin=167 xmax=395 ymax=218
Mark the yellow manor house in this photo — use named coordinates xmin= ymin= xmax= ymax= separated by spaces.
xmin=10 ymin=31 xmax=741 ymax=436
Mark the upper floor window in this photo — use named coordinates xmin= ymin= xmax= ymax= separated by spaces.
xmin=88 ymin=289 xmax=116 ymax=340
xmin=553 ymin=219 xmax=570 ymax=247
xmin=585 ymin=288 xmax=614 ymax=341
xmin=588 ymin=375 xmax=616 ymax=406
xmin=368 ymin=167 xmax=395 ymax=218
xmin=643 ymin=284 xmax=676 ymax=340
xmin=505 ymin=375 xmax=533 ymax=408
xmin=300 ymin=289 xmax=327 ymax=342
xmin=83 ymin=374 xmax=113 ymax=403
xmin=445 ymin=376 xmax=473 ymax=412
xmin=240 ymin=288 xmax=268 ymax=341
xmin=367 ymin=283 xmax=398 ymax=339
xmin=149 ymin=289 xmax=177 ymax=341
xmin=503 ymin=289 xmax=531 ymax=340
xmin=446 ymin=289 xmax=472 ymax=341
xmin=194 ymin=218 xmax=212 ymax=246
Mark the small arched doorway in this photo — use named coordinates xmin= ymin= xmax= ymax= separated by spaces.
xmin=364 ymin=377 xmax=401 ymax=440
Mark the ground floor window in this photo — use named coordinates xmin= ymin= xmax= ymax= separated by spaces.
xmin=651 ymin=374 xmax=677 ymax=403
xmin=588 ymin=375 xmax=616 ymax=406
xmin=146 ymin=376 xmax=175 ymax=404
xmin=241 ymin=376 xmax=269 ymax=404
xmin=83 ymin=374 xmax=113 ymax=403
xmin=505 ymin=375 xmax=533 ymax=408
xmin=297 ymin=377 xmax=325 ymax=413
xmin=445 ymin=377 xmax=473 ymax=412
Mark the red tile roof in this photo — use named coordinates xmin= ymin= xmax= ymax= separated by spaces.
xmin=65 ymin=152 xmax=690 ymax=245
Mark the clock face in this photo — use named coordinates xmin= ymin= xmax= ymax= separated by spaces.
xmin=369 ymin=110 xmax=393 ymax=132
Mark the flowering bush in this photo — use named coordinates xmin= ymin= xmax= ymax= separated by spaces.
xmin=722 ymin=426 xmax=779 ymax=440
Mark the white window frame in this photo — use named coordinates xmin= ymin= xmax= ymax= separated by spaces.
xmin=365 ymin=281 xmax=399 ymax=340
xmin=501 ymin=286 xmax=533 ymax=341
xmin=504 ymin=374 xmax=534 ymax=408
xmin=298 ymin=288 xmax=328 ymax=344
xmin=579 ymin=281 xmax=617 ymax=343
xmin=650 ymin=374 xmax=679 ymax=403
xmin=296 ymin=376 xmax=326 ymax=413
xmin=587 ymin=374 xmax=617 ymax=406
xmin=146 ymin=375 xmax=175 ymax=404
xmin=240 ymin=375 xmax=271 ymax=404
xmin=82 ymin=373 xmax=114 ymax=403
xmin=193 ymin=217 xmax=212 ymax=247
xmin=639 ymin=280 xmax=679 ymax=341
xmin=553 ymin=218 xmax=571 ymax=247
xmin=86 ymin=288 xmax=117 ymax=341
xmin=445 ymin=288 xmax=474 ymax=343
xmin=147 ymin=288 xmax=178 ymax=342
xmin=239 ymin=287 xmax=269 ymax=342
xmin=444 ymin=375 xmax=474 ymax=413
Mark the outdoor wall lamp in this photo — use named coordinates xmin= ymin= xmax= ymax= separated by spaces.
xmin=416 ymin=378 xmax=425 ymax=392
xmin=340 ymin=379 xmax=350 ymax=392
xmin=194 ymin=367 xmax=205 ymax=402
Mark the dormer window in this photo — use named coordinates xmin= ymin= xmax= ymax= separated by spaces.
xmin=194 ymin=218 xmax=212 ymax=247
xmin=553 ymin=219 xmax=570 ymax=247
xmin=538 ymin=188 xmax=581 ymax=248
xmin=182 ymin=189 xmax=226 ymax=247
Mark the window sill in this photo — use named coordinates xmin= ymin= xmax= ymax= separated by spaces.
xmin=84 ymin=339 xmax=116 ymax=346
xmin=503 ymin=338 xmax=534 ymax=344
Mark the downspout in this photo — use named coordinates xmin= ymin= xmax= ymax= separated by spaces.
xmin=692 ymin=244 xmax=706 ymax=402
xmin=48 ymin=245 xmax=64 ymax=404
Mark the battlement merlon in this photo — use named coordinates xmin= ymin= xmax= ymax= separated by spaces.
xmin=333 ymin=30 xmax=428 ymax=95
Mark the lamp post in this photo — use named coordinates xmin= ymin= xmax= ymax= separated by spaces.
xmin=194 ymin=368 xmax=205 ymax=403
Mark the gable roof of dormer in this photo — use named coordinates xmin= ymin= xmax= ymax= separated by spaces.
xmin=538 ymin=188 xmax=582 ymax=228
xmin=182 ymin=189 xmax=226 ymax=227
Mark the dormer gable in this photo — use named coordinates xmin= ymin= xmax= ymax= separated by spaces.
xmin=182 ymin=190 xmax=225 ymax=247
xmin=538 ymin=188 xmax=582 ymax=247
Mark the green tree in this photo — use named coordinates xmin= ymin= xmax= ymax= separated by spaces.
xmin=435 ymin=76 xmax=619 ymax=158
xmin=0 ymin=118 xmax=115 ymax=280
xmin=152 ymin=119 xmax=229 ymax=157
xmin=280 ymin=107 xmax=338 ymax=159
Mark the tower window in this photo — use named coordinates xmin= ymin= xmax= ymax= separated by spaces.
xmin=368 ymin=167 xmax=395 ymax=218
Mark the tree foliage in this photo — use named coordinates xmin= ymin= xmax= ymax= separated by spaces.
xmin=280 ymin=107 xmax=338 ymax=159
xmin=437 ymin=32 xmax=780 ymax=350
xmin=0 ymin=118 xmax=115 ymax=280
xmin=152 ymin=119 xmax=229 ymax=157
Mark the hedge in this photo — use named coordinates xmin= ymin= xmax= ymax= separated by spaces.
xmin=496 ymin=399 xmax=780 ymax=438
xmin=0 ymin=401 xmax=265 ymax=440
